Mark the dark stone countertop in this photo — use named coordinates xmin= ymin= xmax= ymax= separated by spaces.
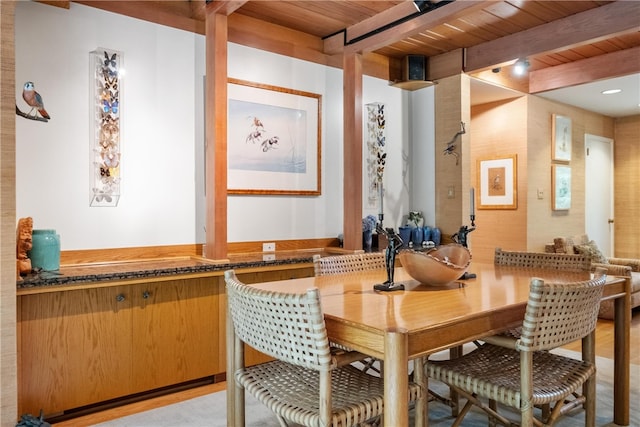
xmin=17 ymin=251 xmax=324 ymax=290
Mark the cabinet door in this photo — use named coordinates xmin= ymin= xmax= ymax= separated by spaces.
xmin=19 ymin=286 xmax=133 ymax=416
xmin=130 ymin=277 xmax=220 ymax=393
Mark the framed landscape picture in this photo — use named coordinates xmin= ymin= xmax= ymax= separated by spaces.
xmin=477 ymin=154 xmax=517 ymax=210
xmin=227 ymin=78 xmax=321 ymax=195
xmin=552 ymin=114 xmax=572 ymax=162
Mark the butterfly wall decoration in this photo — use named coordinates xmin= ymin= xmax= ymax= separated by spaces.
xmin=91 ymin=48 xmax=123 ymax=207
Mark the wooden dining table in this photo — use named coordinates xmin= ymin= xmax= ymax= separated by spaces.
xmin=226 ymin=262 xmax=631 ymax=427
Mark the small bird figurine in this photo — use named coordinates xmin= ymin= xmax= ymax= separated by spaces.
xmin=22 ymin=81 xmax=50 ymax=120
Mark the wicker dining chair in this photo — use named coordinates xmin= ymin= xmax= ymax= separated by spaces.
xmin=225 ymin=270 xmax=423 ymax=427
xmin=313 ymin=252 xmax=386 ymax=276
xmin=313 ymin=253 xmax=386 ymax=374
xmin=494 ymin=247 xmax=591 ymax=271
xmin=426 ymin=267 xmax=607 ymax=427
xmin=493 ymin=248 xmax=592 ymax=339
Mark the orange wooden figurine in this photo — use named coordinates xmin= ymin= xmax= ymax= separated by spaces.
xmin=16 ymin=217 xmax=33 ymax=280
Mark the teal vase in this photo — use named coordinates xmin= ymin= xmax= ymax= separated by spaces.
xmin=29 ymin=229 xmax=61 ymax=271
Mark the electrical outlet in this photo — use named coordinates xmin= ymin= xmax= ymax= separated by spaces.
xmin=537 ymin=188 xmax=544 ymax=199
xmin=263 ymin=242 xmax=276 ymax=252
xmin=447 ymin=186 xmax=455 ymax=199
xmin=263 ymin=253 xmax=276 ymax=261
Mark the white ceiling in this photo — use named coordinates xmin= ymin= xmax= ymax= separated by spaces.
xmin=471 ymin=74 xmax=640 ymax=119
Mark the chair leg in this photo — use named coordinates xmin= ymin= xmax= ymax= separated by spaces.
xmin=447 ymin=386 xmax=514 ymax=427
xmin=414 ymin=357 xmax=427 ymax=427
xmin=541 ymin=403 xmax=550 ymax=421
xmin=452 ymin=400 xmax=474 ymax=427
xmin=584 ymin=369 xmax=596 ymax=424
xmin=488 ymin=400 xmax=497 ymax=427
xmin=358 ymin=357 xmax=381 ymax=375
xmin=447 ymin=346 xmax=463 ymax=416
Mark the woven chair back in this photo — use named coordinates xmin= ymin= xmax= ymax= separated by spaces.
xmin=313 ymin=252 xmax=385 ymax=276
xmin=225 ymin=270 xmax=332 ymax=370
xmin=518 ymin=267 xmax=606 ymax=352
xmin=494 ymin=247 xmax=591 ymax=272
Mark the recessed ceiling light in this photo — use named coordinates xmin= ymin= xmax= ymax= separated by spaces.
xmin=601 ymin=89 xmax=622 ymax=95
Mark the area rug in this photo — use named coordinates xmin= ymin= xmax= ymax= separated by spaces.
xmin=94 ymin=350 xmax=639 ymax=427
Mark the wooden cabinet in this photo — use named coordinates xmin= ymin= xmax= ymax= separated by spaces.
xmin=19 ymin=285 xmax=135 ymax=416
xmin=17 ymin=264 xmax=313 ymax=417
xmin=18 ymin=277 xmax=222 ymax=417
xmin=130 ymin=278 xmax=220 ymax=393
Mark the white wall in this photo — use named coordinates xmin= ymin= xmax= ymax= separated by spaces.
xmin=410 ymin=89 xmax=437 ymax=227
xmin=16 ymin=2 xmax=198 ymax=250
xmin=15 ymin=2 xmax=434 ymax=250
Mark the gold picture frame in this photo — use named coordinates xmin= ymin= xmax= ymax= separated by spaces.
xmin=552 ymin=164 xmax=571 ymax=210
xmin=477 ymin=154 xmax=517 ymax=210
xmin=552 ymin=114 xmax=572 ymax=162
xmin=227 ymin=78 xmax=322 ymax=195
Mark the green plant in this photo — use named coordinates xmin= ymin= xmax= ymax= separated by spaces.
xmin=408 ymin=211 xmax=423 ymax=227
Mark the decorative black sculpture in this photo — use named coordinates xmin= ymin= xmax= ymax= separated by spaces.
xmin=452 ymin=214 xmax=476 ymax=280
xmin=16 ymin=410 xmax=51 ymax=427
xmin=452 ymin=224 xmax=474 ymax=248
xmin=374 ymin=224 xmax=405 ymax=291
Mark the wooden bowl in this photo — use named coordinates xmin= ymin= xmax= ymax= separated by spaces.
xmin=398 ymin=244 xmax=471 ymax=286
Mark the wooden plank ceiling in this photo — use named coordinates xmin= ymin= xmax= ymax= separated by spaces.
xmin=57 ymin=1 xmax=640 ymax=93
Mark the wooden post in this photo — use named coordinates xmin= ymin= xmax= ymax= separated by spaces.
xmin=342 ymin=52 xmax=363 ymax=252
xmin=204 ymin=5 xmax=228 ymax=260
xmin=0 ymin=1 xmax=18 ymax=424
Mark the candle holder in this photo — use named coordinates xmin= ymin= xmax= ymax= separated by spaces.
xmin=452 ymin=224 xmax=474 ymax=248
xmin=378 ymin=182 xmax=384 ymax=227
xmin=452 ymin=213 xmax=476 ymax=280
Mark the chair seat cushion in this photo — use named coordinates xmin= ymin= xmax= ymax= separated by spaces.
xmin=427 ymin=344 xmax=595 ymax=408
xmin=236 ymin=360 xmax=422 ymax=427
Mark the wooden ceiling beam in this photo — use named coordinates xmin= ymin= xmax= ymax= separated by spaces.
xmin=36 ymin=1 xmax=70 ymax=9
xmin=465 ymin=1 xmax=640 ymax=72
xmin=74 ymin=1 xmax=205 ymax=34
xmin=529 ymin=46 xmax=640 ymax=94
xmin=345 ymin=2 xmax=417 ymax=43
xmin=343 ymin=1 xmax=488 ymax=55
xmin=189 ymin=0 xmax=206 ymax=21
xmin=206 ymin=0 xmax=246 ymax=16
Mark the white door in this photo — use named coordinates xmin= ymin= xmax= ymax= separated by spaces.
xmin=585 ymin=134 xmax=614 ymax=257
